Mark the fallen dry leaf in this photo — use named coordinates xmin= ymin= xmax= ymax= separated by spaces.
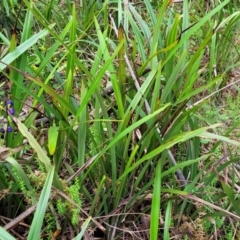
xmin=0 ymin=145 xmax=25 ymax=160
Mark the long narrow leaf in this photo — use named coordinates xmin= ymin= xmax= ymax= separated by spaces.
xmin=27 ymin=165 xmax=55 ymax=240
xmin=0 ymin=26 xmax=54 ymax=70
xmin=150 ymin=160 xmax=162 ymax=240
xmin=14 ymin=118 xmax=52 ymax=170
xmin=0 ymin=227 xmax=16 ymax=240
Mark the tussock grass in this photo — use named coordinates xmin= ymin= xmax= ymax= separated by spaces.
xmin=0 ymin=0 xmax=240 ymax=239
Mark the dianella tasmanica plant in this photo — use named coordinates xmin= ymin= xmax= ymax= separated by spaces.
xmin=0 ymin=0 xmax=240 ymax=239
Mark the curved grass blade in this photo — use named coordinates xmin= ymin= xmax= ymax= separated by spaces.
xmin=117 ymin=124 xmax=222 ymax=183
xmin=5 ymin=156 xmax=36 ymax=204
xmin=13 ymin=117 xmax=63 ymax=190
xmin=14 ymin=117 xmax=51 ymax=170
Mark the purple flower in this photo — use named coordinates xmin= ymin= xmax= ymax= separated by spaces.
xmin=6 ymin=100 xmax=14 ymax=106
xmin=8 ymin=108 xmax=15 ymax=115
xmin=7 ymin=126 xmax=12 ymax=132
xmin=0 ymin=128 xmax=4 ymax=133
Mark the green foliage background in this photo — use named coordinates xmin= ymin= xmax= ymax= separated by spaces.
xmin=0 ymin=0 xmax=240 ymax=239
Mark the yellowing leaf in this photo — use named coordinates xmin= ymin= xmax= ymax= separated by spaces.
xmin=48 ymin=126 xmax=59 ymax=155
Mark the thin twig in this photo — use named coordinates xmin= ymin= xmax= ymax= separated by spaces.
xmin=4 ymin=204 xmax=37 ymax=231
xmin=66 ymin=153 xmax=99 ymax=183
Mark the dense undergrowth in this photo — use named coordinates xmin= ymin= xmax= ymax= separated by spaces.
xmin=0 ymin=0 xmax=240 ymax=239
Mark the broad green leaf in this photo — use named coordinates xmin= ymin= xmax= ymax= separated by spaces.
xmin=48 ymin=126 xmax=60 ymax=155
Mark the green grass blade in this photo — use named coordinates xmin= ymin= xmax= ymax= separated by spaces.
xmin=73 ymin=217 xmax=91 ymax=240
xmin=14 ymin=118 xmax=51 ymax=170
xmin=0 ymin=26 xmax=54 ymax=70
xmin=0 ymin=227 xmax=16 ymax=240
xmin=63 ymin=2 xmax=77 ymax=117
xmin=94 ymin=16 xmax=124 ymax=118
xmin=198 ymin=132 xmax=240 ymax=146
xmin=36 ymin=19 xmax=72 ymax=75
xmin=89 ymin=176 xmax=106 ymax=215
xmin=118 ymin=26 xmax=126 ymax=101
xmin=18 ymin=73 xmax=76 ymax=115
xmin=161 ymin=154 xmax=211 ymax=178
xmin=104 ymin=104 xmax=171 ymax=155
xmin=150 ymin=160 xmax=162 ymax=240
xmin=27 ymin=165 xmax=55 ymax=240
xmin=78 ymin=82 xmax=87 ymax=176
xmin=73 ymin=39 xmax=124 ymax=126
xmin=126 ymin=9 xmax=146 ymax=62
xmin=163 ymin=199 xmax=172 ymax=240
xmin=219 ymin=176 xmax=240 ymax=215
xmin=117 ymin=124 xmax=221 ymax=182
xmin=11 ymin=0 xmax=33 ymax=110
xmin=149 ymin=0 xmax=168 ymax=67
xmin=163 ymin=0 xmax=230 ymax=66
xmin=5 ymin=156 xmax=36 ymax=203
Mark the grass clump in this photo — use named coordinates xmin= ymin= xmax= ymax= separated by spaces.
xmin=0 ymin=0 xmax=240 ymax=239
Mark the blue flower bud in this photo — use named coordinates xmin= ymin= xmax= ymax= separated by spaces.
xmin=7 ymin=126 xmax=12 ymax=132
xmin=6 ymin=100 xmax=14 ymax=107
xmin=8 ymin=108 xmax=15 ymax=115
